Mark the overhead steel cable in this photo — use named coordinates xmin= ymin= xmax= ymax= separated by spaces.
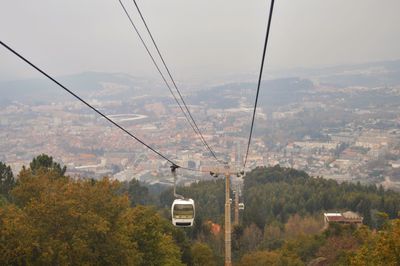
xmin=130 ymin=0 xmax=221 ymax=163
xmin=0 ymin=40 xmax=180 ymax=167
xmin=118 ymin=0 xmax=222 ymax=164
xmin=243 ymin=0 xmax=275 ymax=169
xmin=117 ymin=0 xmax=197 ymax=133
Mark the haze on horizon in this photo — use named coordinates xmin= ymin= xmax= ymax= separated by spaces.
xmin=1 ymin=0 xmax=400 ymax=84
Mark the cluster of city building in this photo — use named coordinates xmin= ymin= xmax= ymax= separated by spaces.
xmin=1 ymin=79 xmax=399 ymax=190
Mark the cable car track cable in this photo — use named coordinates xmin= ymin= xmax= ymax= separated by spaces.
xmin=243 ymin=0 xmax=275 ymax=169
xmin=0 ymin=40 xmax=182 ymax=167
xmin=130 ymin=0 xmax=221 ymax=163
xmin=118 ymin=0 xmax=222 ymax=164
xmin=117 ymin=0 xmax=197 ymax=141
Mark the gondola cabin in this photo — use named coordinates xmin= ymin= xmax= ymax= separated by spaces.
xmin=239 ymin=203 xmax=245 ymax=210
xmin=171 ymin=199 xmax=195 ymax=227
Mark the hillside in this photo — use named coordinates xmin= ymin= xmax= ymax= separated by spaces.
xmin=243 ymin=166 xmax=400 ymax=229
xmin=2 ymin=156 xmax=400 ymax=265
xmin=0 ymin=72 xmax=160 ymax=105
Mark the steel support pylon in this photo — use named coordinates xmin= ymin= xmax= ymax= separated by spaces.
xmin=234 ymin=186 xmax=239 ymax=226
xmin=225 ymin=172 xmax=232 ymax=266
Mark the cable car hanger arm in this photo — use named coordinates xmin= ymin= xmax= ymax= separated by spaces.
xmin=171 ymin=165 xmax=184 ymax=199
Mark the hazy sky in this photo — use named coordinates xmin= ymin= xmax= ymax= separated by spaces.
xmin=1 ymin=0 xmax=400 ymax=83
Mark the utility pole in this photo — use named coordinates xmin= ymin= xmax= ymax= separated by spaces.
xmin=210 ymin=165 xmax=241 ymax=266
xmin=224 ymin=171 xmax=232 ymax=266
xmin=234 ymin=185 xmax=239 ymax=226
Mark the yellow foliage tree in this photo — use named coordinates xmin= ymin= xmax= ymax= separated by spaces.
xmin=1 ymin=169 xmax=184 ymax=266
xmin=191 ymin=242 xmax=216 ymax=266
xmin=123 ymin=206 xmax=184 ymax=266
xmin=0 ymin=205 xmax=38 ymax=265
xmin=238 ymin=250 xmax=303 ymax=266
xmin=350 ymin=219 xmax=400 ymax=266
xmin=284 ymin=214 xmax=323 ymax=240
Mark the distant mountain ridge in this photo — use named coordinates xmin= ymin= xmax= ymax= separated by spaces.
xmin=1 ymin=59 xmax=399 ymax=106
xmin=0 ymin=72 xmax=158 ymax=105
xmin=281 ymin=59 xmax=400 ymax=88
xmin=189 ymin=77 xmax=314 ymax=109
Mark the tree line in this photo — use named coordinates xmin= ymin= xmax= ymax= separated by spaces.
xmin=0 ymin=154 xmax=215 ymax=265
xmin=243 ymin=165 xmax=400 ymax=229
xmin=2 ymin=156 xmax=400 ymax=265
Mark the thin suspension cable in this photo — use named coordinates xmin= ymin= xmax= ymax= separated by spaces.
xmin=0 ymin=40 xmax=179 ymax=166
xmin=119 ymin=0 xmax=219 ymax=163
xmin=117 ymin=0 xmax=199 ymax=137
xmin=1 ymin=41 xmax=212 ymax=174
xmin=130 ymin=0 xmax=221 ymax=163
xmin=243 ymin=0 xmax=275 ymax=169
xmin=180 ymin=166 xmax=208 ymax=173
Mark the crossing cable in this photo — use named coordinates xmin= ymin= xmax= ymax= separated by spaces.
xmin=118 ymin=0 xmax=222 ymax=164
xmin=243 ymin=0 xmax=275 ymax=169
xmin=0 ymin=40 xmax=184 ymax=168
xmin=130 ymin=0 xmax=221 ymax=163
xmin=117 ymin=0 xmax=196 ymax=135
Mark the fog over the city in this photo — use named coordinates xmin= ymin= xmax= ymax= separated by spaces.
xmin=1 ymin=0 xmax=400 ymax=83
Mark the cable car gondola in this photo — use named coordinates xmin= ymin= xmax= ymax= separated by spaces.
xmin=170 ymin=165 xmax=195 ymax=227
xmin=171 ymin=198 xmax=195 ymax=227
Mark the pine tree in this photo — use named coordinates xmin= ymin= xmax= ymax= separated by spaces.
xmin=0 ymin=161 xmax=15 ymax=199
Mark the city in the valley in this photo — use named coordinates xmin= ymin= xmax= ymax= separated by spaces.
xmin=1 ymin=61 xmax=399 ymax=190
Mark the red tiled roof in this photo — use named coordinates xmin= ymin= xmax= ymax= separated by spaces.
xmin=326 ymin=216 xmax=345 ymax=222
xmin=325 ymin=212 xmax=363 ymax=223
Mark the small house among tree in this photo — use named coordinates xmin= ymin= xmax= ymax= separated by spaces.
xmin=323 ymin=211 xmax=363 ymax=229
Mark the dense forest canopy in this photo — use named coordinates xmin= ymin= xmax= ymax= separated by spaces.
xmin=1 ymin=155 xmax=400 ymax=265
xmin=0 ymin=163 xmax=187 ymax=265
xmin=243 ymin=165 xmax=400 ymax=229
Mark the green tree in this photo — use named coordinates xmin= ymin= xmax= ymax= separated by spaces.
xmin=242 ymin=166 xmax=400 ymax=229
xmin=281 ymin=234 xmax=326 ymax=263
xmin=30 ymin=154 xmax=66 ymax=176
xmin=191 ymin=242 xmax=216 ymax=266
xmin=0 ymin=195 xmax=6 ymax=207
xmin=0 ymin=161 xmax=15 ymax=199
xmin=241 ymin=223 xmax=263 ymax=252
xmin=119 ymin=179 xmax=150 ymax=206
xmin=125 ymin=206 xmax=184 ymax=266
xmin=262 ymin=221 xmax=283 ymax=250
